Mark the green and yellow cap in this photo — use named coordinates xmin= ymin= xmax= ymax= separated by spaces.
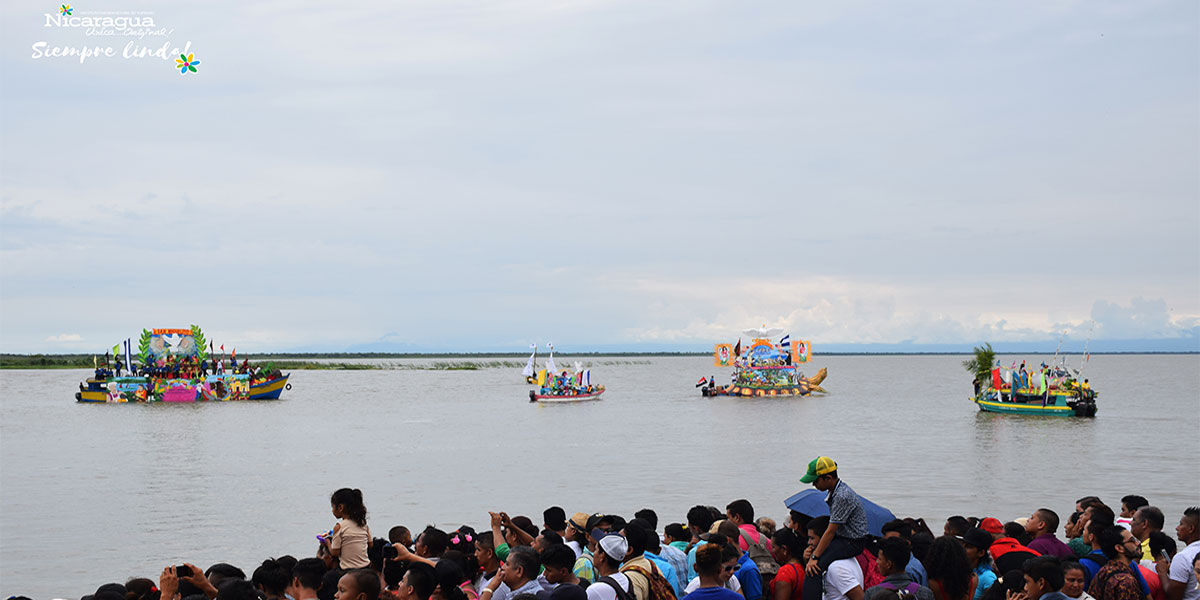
xmin=799 ymin=456 xmax=837 ymax=483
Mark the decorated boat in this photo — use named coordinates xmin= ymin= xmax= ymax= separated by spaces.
xmin=528 ymin=355 xmax=604 ymax=402
xmin=75 ymin=326 xmax=291 ymax=403
xmin=965 ymin=344 xmax=1097 ymax=417
xmin=700 ymin=327 xmax=827 ymax=397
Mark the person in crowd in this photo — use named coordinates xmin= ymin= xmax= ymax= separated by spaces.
xmin=476 ymin=532 xmax=512 ymax=600
xmin=542 ymin=541 xmax=590 ymax=595
xmin=772 ymin=527 xmax=809 ymax=600
xmin=326 ymin=489 xmax=371 ymax=570
xmin=982 ymin=518 xmax=1040 ymax=575
xmin=688 ymin=505 xmax=721 ymax=577
xmin=434 ymin=557 xmax=477 ymax=600
xmin=865 ymin=537 xmax=934 ymax=600
xmin=686 ymin=538 xmax=746 ymax=596
xmin=760 ymin=519 xmax=779 ymax=539
xmin=1061 ymin=562 xmax=1095 ymax=600
xmin=801 ymin=457 xmax=869 ymax=600
xmin=334 ymin=568 xmax=381 ymax=600
xmin=637 ymin=510 xmax=686 ymax=592
xmin=619 ymin=519 xmax=665 ymax=600
xmin=688 ymin=543 xmax=745 ymax=600
xmin=716 ymin=520 xmax=761 ymax=600
xmin=946 ymin=519 xmax=972 ymax=539
xmin=123 ymin=578 xmax=157 ymax=600
xmin=1118 ymin=499 xmax=1150 ymax=531
xmin=1069 ymin=501 xmax=1108 ymax=560
xmin=492 ymin=545 xmax=545 ymax=600
xmin=1080 ymin=507 xmax=1117 ymax=587
xmin=546 ymin=508 xmax=569 ymax=539
xmin=253 ymin=557 xmax=298 ymax=600
xmin=665 ymin=524 xmax=690 ymax=553
xmin=1027 ymin=510 xmax=1076 ymax=560
xmin=1006 ymin=523 xmax=1033 ymax=548
xmin=1155 ymin=507 xmax=1200 ymax=600
xmin=1144 ymin=533 xmax=1177 ymax=571
xmin=728 ymin=499 xmax=775 ymax=554
xmin=567 ymin=513 xmax=592 ymax=559
xmin=536 ymin=530 xmax=565 ymax=554
xmin=924 ymin=536 xmax=977 ymax=600
xmin=288 ymin=557 xmax=328 ymax=600
xmin=396 ymin=563 xmax=438 ymax=600
xmin=391 ymin=527 xmax=415 ymax=549
xmin=637 ymin=517 xmax=684 ymax=598
xmin=1019 ymin=557 xmax=1071 ymax=600
xmin=883 ymin=519 xmax=928 ymax=586
xmin=1132 ymin=509 xmax=1167 ymax=563
xmin=416 ymin=527 xmax=451 ymax=563
xmin=961 ymin=528 xmax=998 ymax=600
xmin=979 ymin=569 xmax=1023 ymax=600
xmin=804 ymin=516 xmax=864 ymax=600
xmin=587 ymin=531 xmax=632 ymax=600
xmin=1089 ymin=527 xmax=1143 ymax=600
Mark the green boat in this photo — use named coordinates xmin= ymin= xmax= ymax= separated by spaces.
xmin=972 ymin=388 xmax=1097 ymax=417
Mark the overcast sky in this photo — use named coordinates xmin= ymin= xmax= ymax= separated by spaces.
xmin=2 ymin=0 xmax=1197 ymax=353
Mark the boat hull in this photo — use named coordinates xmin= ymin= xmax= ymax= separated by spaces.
xmin=973 ymin=391 xmax=1097 ymax=417
xmin=248 ymin=375 xmax=289 ymax=400
xmin=529 ymin=389 xmax=604 ymax=402
xmin=75 ymin=373 xmax=289 ymax=403
xmin=702 ymin=385 xmax=810 ymax=397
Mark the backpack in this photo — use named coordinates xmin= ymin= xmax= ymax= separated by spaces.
xmin=739 ymin=528 xmax=780 ymax=576
xmin=623 ymin=561 xmax=678 ymax=600
xmin=599 ymin=576 xmax=635 ymax=600
xmin=878 ymin=581 xmax=922 ymax=595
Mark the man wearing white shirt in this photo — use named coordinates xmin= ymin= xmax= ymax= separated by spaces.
xmin=1155 ymin=507 xmax=1200 ymax=600
xmin=807 ymin=516 xmax=864 ymax=600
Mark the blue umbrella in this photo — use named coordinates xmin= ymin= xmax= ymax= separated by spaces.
xmin=784 ymin=489 xmax=897 ymax=537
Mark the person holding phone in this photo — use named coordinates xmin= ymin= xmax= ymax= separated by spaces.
xmin=326 ymin=488 xmax=371 ymax=569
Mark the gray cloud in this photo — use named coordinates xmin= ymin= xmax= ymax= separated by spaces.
xmin=1 ymin=0 xmax=1196 ymax=352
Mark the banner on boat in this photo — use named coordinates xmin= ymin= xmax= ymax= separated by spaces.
xmin=713 ymin=344 xmax=734 ymax=367
xmin=138 ymin=325 xmax=209 ymax=365
xmin=793 ymin=340 xmax=810 ymax=364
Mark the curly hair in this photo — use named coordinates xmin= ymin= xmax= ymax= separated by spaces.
xmin=925 ymin=535 xmax=973 ymax=600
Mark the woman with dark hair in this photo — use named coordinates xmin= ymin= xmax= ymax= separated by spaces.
xmin=924 ymin=536 xmax=977 ymax=600
xmin=432 ymin=556 xmax=474 ymax=600
xmin=326 ymin=488 xmax=371 ymax=569
xmin=770 ymin=528 xmax=808 ymax=600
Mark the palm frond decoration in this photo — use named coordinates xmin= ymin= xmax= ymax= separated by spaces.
xmin=962 ymin=343 xmax=996 ymax=386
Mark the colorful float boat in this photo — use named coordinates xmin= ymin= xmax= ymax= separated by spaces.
xmin=700 ymin=328 xmax=827 ymax=397
xmin=74 ymin=326 xmax=290 ymax=403
xmin=528 ymin=355 xmax=604 ymax=402
xmin=965 ymin=344 xmax=1097 ymax=417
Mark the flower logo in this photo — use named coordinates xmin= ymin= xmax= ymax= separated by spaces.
xmin=175 ymin=53 xmax=200 ymax=74
xmin=60 ymin=4 xmax=72 ymax=15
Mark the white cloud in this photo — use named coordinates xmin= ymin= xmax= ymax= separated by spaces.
xmin=43 ymin=333 xmax=83 ymax=343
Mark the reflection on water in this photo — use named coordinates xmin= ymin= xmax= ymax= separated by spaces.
xmin=1 ymin=354 xmax=1197 ymax=597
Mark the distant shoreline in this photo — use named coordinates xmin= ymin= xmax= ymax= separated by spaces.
xmin=2 ymin=351 xmax=1195 ymax=369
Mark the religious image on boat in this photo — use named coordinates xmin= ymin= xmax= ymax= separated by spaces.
xmin=75 ymin=326 xmax=290 ymax=403
xmin=965 ymin=343 xmax=1097 ymax=417
xmin=526 ymin=343 xmax=604 ymax=402
xmin=698 ymin=327 xmax=828 ymax=397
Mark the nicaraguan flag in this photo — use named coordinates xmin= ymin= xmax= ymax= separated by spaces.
xmin=779 ymin=334 xmax=791 ymax=348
